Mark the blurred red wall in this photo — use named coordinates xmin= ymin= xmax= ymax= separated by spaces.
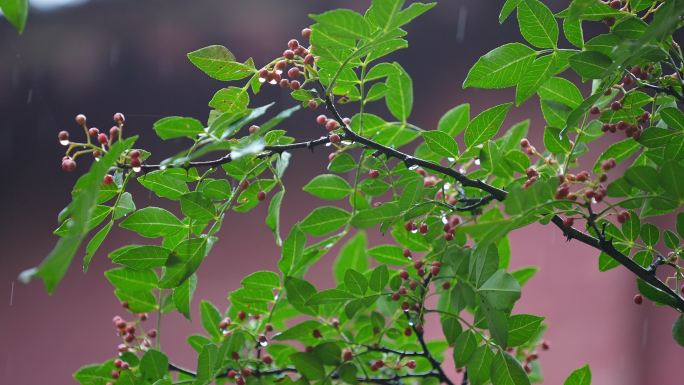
xmin=1 ymin=1 xmax=682 ymax=384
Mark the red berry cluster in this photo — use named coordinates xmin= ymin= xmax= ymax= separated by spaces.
xmin=315 ymin=114 xmax=349 ymax=144
xmin=259 ymin=28 xmax=316 ymax=105
xmin=59 ymin=112 xmax=126 ymax=172
xmin=600 ymin=112 xmax=649 ymax=140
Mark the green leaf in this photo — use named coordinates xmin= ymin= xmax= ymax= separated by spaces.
xmin=140 ymin=349 xmax=168 ymax=382
xmin=592 ymin=139 xmax=641 ymax=173
xmin=563 ymin=17 xmax=584 ymax=48
xmin=279 ymin=226 xmax=306 ymax=276
xmin=507 ymin=314 xmax=544 ymax=346
xmin=543 ymin=126 xmax=571 ymax=154
xmin=517 ymin=0 xmax=558 ymax=48
xmin=393 ymin=2 xmax=436 ymax=28
xmin=200 ymin=300 xmax=223 ymax=340
xmin=105 ymin=267 xmax=158 ymax=292
xmin=153 ymin=116 xmax=204 ymax=140
xmin=563 ymin=365 xmax=591 ymax=385
xmin=334 ymin=232 xmax=368 ymax=283
xmin=290 ymin=352 xmax=326 ymax=380
xmin=209 ymin=87 xmax=249 ymax=113
xmin=199 ymin=179 xmax=231 ymax=200
xmin=438 ymin=104 xmax=470 ymax=136
xmin=479 ymin=270 xmax=521 ymax=311
xmin=464 ymin=43 xmax=537 ymax=89
xmin=314 ymin=342 xmax=342 ymax=365
xmin=569 ymin=51 xmax=612 ymax=80
xmin=621 ymin=211 xmax=640 ymax=241
xmin=465 ymin=103 xmax=513 ymax=148
xmin=187 ymin=45 xmax=255 ymax=81
xmin=273 ymin=320 xmax=322 ymax=341
xmin=385 ymin=63 xmax=413 ymax=122
xmin=661 ymin=107 xmax=684 ymax=131
xmin=299 ymin=206 xmax=351 ymax=236
xmin=110 ymin=245 xmax=171 ymax=270
xmin=338 ymin=362 xmax=358 ymax=384
xmin=673 ymin=316 xmax=684 ymax=348
xmin=266 ymin=190 xmax=284 ymax=245
xmin=366 ymin=0 xmax=404 ymax=31
xmin=538 ymin=77 xmax=583 ymax=108
xmin=83 ymin=220 xmax=113 ymax=271
xmin=624 ymin=165 xmax=659 ymax=192
xmin=20 ymin=138 xmax=135 ymax=293
xmin=113 ymin=192 xmax=136 ymax=220
xmin=423 ymin=131 xmax=459 ymax=158
xmin=159 ymin=237 xmax=212 ymax=288
xmin=491 ymin=351 xmax=530 ymax=385
xmin=303 ymin=174 xmax=352 ymax=200
xmin=138 ymin=170 xmax=190 ymax=200
xmin=180 ymin=192 xmax=216 ymax=222
xmin=311 ymin=9 xmax=373 ymax=40
xmin=499 ymin=0 xmax=520 ymax=23
xmin=285 ymin=277 xmax=318 ymax=315
xmin=368 ymin=245 xmax=411 ymax=265
xmin=369 ymin=265 xmax=389 ymax=292
xmin=351 ymin=202 xmax=400 ymax=229
xmin=469 ymin=244 xmax=500 ymax=287
xmin=308 ymin=289 xmax=357 ymax=305
xmin=196 ymin=343 xmax=218 ymax=385
xmin=516 ymin=53 xmax=557 ymax=105
xmin=453 ymin=330 xmax=478 ymax=367
xmin=468 ymin=345 xmax=495 ymax=385
xmin=659 ymin=161 xmax=684 ymax=200
xmin=120 ymin=207 xmax=184 ymax=238
xmin=0 ymin=0 xmax=28 ymax=33
xmin=173 ymin=273 xmax=197 ymax=319
xmin=344 ymin=269 xmax=368 ymax=296
xmin=640 ymin=222 xmax=659 ymax=246
xmin=637 ymin=279 xmax=677 ymax=307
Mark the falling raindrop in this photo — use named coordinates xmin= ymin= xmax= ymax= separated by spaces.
xmin=159 ymin=165 xmax=167 ymax=170
xmin=275 ymin=69 xmax=283 ymax=75
xmin=441 ymin=216 xmax=448 ymax=224
xmin=456 ymin=6 xmax=468 ymax=43
xmin=269 ymin=79 xmax=277 ymax=85
xmin=258 ymin=77 xmax=266 ymax=83
xmin=259 ymin=341 xmax=268 ymax=347
xmin=474 ymin=159 xmax=481 ymax=166
xmin=407 ymin=165 xmax=419 ymax=170
xmin=59 ymin=139 xmax=69 ymax=146
xmin=133 ymin=166 xmax=142 ymax=172
xmin=458 ymin=167 xmax=466 ymax=173
xmin=447 ymin=157 xmax=455 ymax=162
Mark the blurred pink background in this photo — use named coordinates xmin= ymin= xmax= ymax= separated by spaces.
xmin=1 ymin=1 xmax=682 ymax=384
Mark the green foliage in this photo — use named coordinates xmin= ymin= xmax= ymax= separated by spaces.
xmin=23 ymin=1 xmax=684 ymax=385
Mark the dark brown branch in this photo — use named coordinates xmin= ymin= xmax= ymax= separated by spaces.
xmin=461 ymin=369 xmax=468 ymax=385
xmin=317 ymin=80 xmax=684 ymax=313
xmin=168 ymin=362 xmax=441 ymax=385
xmin=121 ymin=135 xmax=335 ymax=171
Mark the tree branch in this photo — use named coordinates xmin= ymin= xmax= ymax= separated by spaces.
xmin=318 ymin=81 xmax=684 ymax=313
xmin=121 ymin=135 xmax=335 ymax=171
xmin=168 ymin=362 xmax=442 ymax=385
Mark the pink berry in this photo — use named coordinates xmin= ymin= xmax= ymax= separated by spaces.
xmin=290 ymin=80 xmax=301 ymax=90
xmin=329 ymin=133 xmax=341 ymax=143
xmin=301 ymin=28 xmax=312 ymax=39
xmin=288 ymin=39 xmax=299 ymax=50
xmin=288 ymin=67 xmax=300 ymax=78
xmin=257 ymin=191 xmax=267 ymax=201
xmin=75 ymin=114 xmax=87 ymax=126
xmin=103 ymin=175 xmax=114 ymax=185
xmin=249 ymin=125 xmax=259 ymax=134
xmin=113 ymin=112 xmax=125 ymax=124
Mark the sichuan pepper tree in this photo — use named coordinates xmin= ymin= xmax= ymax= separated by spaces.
xmin=17 ymin=1 xmax=684 ymax=384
